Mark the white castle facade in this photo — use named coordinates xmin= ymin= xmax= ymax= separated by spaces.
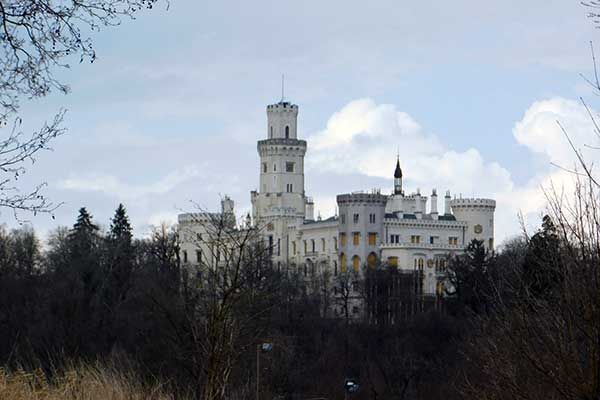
xmin=178 ymin=98 xmax=495 ymax=298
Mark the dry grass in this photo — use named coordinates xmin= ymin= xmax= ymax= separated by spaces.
xmin=0 ymin=363 xmax=177 ymax=400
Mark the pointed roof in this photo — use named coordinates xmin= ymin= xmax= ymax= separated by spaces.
xmin=394 ymin=158 xmax=403 ymax=179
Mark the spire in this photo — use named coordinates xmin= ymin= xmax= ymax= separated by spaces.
xmin=394 ymin=156 xmax=402 ymax=179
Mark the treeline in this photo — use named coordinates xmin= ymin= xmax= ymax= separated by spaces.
xmin=0 ymin=193 xmax=599 ymax=400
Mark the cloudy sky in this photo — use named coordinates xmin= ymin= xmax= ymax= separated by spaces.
xmin=7 ymin=0 xmax=600 ymax=244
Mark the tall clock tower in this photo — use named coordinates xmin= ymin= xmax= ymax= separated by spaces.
xmin=250 ymin=100 xmax=308 ymax=262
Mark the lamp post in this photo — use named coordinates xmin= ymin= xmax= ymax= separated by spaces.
xmin=256 ymin=342 xmax=273 ymax=400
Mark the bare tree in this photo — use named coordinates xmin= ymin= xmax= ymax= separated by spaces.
xmin=0 ymin=0 xmax=164 ymax=218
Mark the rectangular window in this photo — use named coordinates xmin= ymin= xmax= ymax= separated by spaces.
xmin=341 ymin=214 xmax=346 ymax=224
xmin=196 ymin=250 xmax=202 ymax=263
xmin=183 ymin=250 xmax=188 ymax=263
xmin=369 ymin=213 xmax=376 ymax=223
xmin=268 ymin=235 xmax=273 ymax=256
xmin=273 ymin=163 xmax=277 ymax=172
xmin=353 ymin=213 xmax=359 ymax=224
xmin=292 ymin=241 xmax=296 ymax=255
xmin=340 ymin=233 xmax=347 ymax=246
xmin=368 ymin=233 xmax=377 ymax=246
xmin=321 ymin=238 xmax=326 ymax=252
xmin=303 ymin=240 xmax=307 ymax=253
xmin=262 ymin=163 xmax=267 ymax=173
xmin=430 ymin=236 xmax=434 ymax=244
xmin=411 ymin=235 xmax=421 ymax=244
xmin=388 ymin=256 xmax=398 ymax=267
xmin=286 ymin=183 xmax=293 ymax=192
xmin=449 ymin=237 xmax=458 ymax=245
xmin=286 ymin=162 xmax=294 ymax=172
xmin=311 ymin=239 xmax=315 ymax=252
xmin=353 ymin=232 xmax=360 ymax=246
xmin=277 ymin=238 xmax=281 ymax=256
xmin=334 ymin=237 xmax=338 ymax=250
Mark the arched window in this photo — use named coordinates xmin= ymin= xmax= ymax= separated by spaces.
xmin=367 ymin=252 xmax=377 ymax=268
xmin=285 ymin=125 xmax=290 ymax=138
xmin=352 ymin=255 xmax=361 ymax=272
xmin=340 ymin=253 xmax=347 ymax=273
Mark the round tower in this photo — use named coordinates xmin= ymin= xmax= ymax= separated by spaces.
xmin=450 ymin=198 xmax=496 ymax=250
xmin=267 ymin=101 xmax=298 ymax=139
xmin=251 ymin=99 xmax=308 ymax=264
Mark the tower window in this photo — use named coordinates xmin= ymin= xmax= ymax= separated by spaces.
xmin=369 ymin=213 xmax=376 ymax=223
xmin=341 ymin=214 xmax=346 ymax=224
xmin=270 ymin=126 xmax=273 ymax=138
xmin=353 ymin=213 xmax=359 ymax=224
xmin=273 ymin=163 xmax=277 ymax=172
xmin=262 ymin=163 xmax=267 ymax=173
xmin=182 ymin=250 xmax=188 ymax=263
xmin=286 ymin=183 xmax=293 ymax=192
xmin=286 ymin=162 xmax=294 ymax=172
xmin=285 ymin=125 xmax=290 ymax=138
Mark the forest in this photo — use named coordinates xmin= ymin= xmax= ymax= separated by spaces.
xmin=1 ymin=176 xmax=599 ymax=400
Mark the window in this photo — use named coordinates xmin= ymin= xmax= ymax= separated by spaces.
xmin=277 ymin=238 xmax=281 ymax=256
xmin=489 ymin=238 xmax=494 ymax=249
xmin=303 ymin=240 xmax=307 ymax=254
xmin=368 ymin=232 xmax=377 ymax=246
xmin=285 ymin=125 xmax=290 ymax=138
xmin=388 ymin=256 xmax=398 ymax=267
xmin=369 ymin=213 xmax=376 ymax=223
xmin=268 ymin=236 xmax=273 ymax=256
xmin=352 ymin=255 xmax=360 ymax=271
xmin=292 ymin=241 xmax=296 ymax=255
xmin=262 ymin=163 xmax=267 ymax=173
xmin=411 ymin=235 xmax=421 ymax=244
xmin=340 ymin=253 xmax=347 ymax=273
xmin=430 ymin=236 xmax=435 ymax=244
xmin=334 ymin=237 xmax=338 ymax=250
xmin=321 ymin=238 xmax=326 ymax=252
xmin=286 ymin=162 xmax=294 ymax=172
xmin=286 ymin=183 xmax=293 ymax=192
xmin=367 ymin=252 xmax=377 ymax=268
xmin=340 ymin=233 xmax=347 ymax=246
xmin=270 ymin=126 xmax=273 ymax=138
xmin=353 ymin=232 xmax=360 ymax=246
xmin=334 ymin=261 xmax=338 ymax=276
xmin=311 ymin=239 xmax=315 ymax=253
xmin=183 ymin=250 xmax=188 ymax=263
xmin=273 ymin=163 xmax=277 ymax=172
xmin=449 ymin=237 xmax=458 ymax=245
xmin=414 ymin=258 xmax=424 ymax=270
xmin=341 ymin=214 xmax=346 ymax=224
xmin=390 ymin=234 xmax=400 ymax=244
xmin=196 ymin=250 xmax=202 ymax=263
xmin=353 ymin=213 xmax=359 ymax=224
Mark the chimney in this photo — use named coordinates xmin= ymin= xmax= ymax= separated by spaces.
xmin=431 ymin=189 xmax=438 ymax=219
xmin=444 ymin=190 xmax=451 ymax=214
xmin=415 ymin=189 xmax=422 ymax=219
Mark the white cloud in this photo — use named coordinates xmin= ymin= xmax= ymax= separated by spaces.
xmin=307 ymin=97 xmax=600 ymax=244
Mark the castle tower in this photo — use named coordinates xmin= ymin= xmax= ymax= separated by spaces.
xmin=251 ymin=100 xmax=308 ymax=262
xmin=450 ymin=198 xmax=496 ymax=250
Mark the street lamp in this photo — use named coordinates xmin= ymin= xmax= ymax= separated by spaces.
xmin=256 ymin=342 xmax=273 ymax=400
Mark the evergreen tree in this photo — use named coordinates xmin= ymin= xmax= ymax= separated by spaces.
xmin=446 ymin=239 xmax=494 ymax=314
xmin=522 ymin=215 xmax=561 ymax=299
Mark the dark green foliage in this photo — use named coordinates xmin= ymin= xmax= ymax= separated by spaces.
xmin=522 ymin=215 xmax=561 ymax=299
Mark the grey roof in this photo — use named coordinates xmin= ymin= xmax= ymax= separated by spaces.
xmin=438 ymin=214 xmax=457 ymax=221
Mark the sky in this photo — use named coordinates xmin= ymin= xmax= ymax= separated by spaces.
xmin=6 ymin=0 xmax=600 ymax=245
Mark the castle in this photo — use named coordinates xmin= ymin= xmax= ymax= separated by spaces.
xmin=178 ymin=97 xmax=495 ymax=299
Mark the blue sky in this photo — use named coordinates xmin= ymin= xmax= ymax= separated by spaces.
xmin=7 ymin=0 xmax=600 ymax=244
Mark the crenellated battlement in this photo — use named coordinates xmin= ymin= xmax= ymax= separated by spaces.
xmin=450 ymin=198 xmax=496 ymax=209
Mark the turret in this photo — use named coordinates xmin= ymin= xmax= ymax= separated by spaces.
xmin=430 ymin=189 xmax=438 ymax=219
xmin=394 ymin=158 xmax=403 ymax=195
xmin=415 ymin=188 xmax=422 ymax=219
xmin=444 ymin=190 xmax=452 ymax=214
xmin=267 ymin=101 xmax=298 ymax=139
